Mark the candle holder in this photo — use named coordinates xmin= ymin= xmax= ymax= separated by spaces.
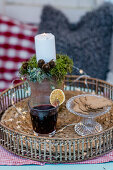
xmin=19 ymin=54 xmax=73 ymax=97
xmin=28 ymin=79 xmax=64 ymax=98
xmin=28 ymin=80 xmax=53 ymax=98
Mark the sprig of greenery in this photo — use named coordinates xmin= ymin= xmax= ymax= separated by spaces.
xmin=19 ymin=54 xmax=73 ymax=83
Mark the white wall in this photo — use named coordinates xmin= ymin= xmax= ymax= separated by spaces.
xmin=1 ymin=0 xmax=105 ymax=24
xmin=0 ymin=0 xmax=5 ymax=14
xmin=105 ymin=0 xmax=113 ymax=2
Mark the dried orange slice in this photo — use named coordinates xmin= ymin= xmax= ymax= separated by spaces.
xmin=50 ymin=89 xmax=65 ymax=106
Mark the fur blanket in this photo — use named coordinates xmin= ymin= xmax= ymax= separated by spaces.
xmin=38 ymin=3 xmax=113 ymax=80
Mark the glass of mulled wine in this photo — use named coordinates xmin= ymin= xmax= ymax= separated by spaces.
xmin=28 ymin=96 xmax=59 ymax=137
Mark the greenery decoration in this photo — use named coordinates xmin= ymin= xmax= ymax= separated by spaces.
xmin=19 ymin=54 xmax=73 ymax=83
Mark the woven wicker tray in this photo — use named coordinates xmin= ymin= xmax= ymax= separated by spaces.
xmin=0 ymin=75 xmax=113 ymax=163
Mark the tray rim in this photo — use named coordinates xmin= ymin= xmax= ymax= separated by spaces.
xmin=0 ymin=142 xmax=113 ymax=163
xmin=0 ymin=75 xmax=113 ymax=163
xmin=0 ymin=75 xmax=113 ymax=141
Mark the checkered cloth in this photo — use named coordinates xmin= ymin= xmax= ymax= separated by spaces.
xmin=0 ymin=145 xmax=113 ymax=165
xmin=0 ymin=15 xmax=38 ymax=92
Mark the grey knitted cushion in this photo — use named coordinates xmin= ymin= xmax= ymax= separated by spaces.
xmin=38 ymin=3 xmax=113 ymax=80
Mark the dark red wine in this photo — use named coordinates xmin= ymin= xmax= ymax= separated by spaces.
xmin=30 ymin=104 xmax=58 ymax=134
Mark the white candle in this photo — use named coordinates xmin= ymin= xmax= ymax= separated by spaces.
xmin=35 ymin=33 xmax=56 ymax=63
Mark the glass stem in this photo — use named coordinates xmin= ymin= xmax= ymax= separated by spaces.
xmin=81 ymin=118 xmax=96 ymax=127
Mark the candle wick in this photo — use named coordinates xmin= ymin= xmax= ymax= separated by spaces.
xmin=43 ymin=33 xmax=46 ymax=36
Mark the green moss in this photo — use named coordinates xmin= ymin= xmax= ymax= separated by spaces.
xmin=50 ymin=54 xmax=73 ymax=82
xmin=19 ymin=55 xmax=37 ymax=75
xmin=28 ymin=55 xmax=37 ymax=69
xmin=19 ymin=54 xmax=73 ymax=83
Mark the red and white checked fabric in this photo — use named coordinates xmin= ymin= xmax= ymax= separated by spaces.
xmin=0 ymin=145 xmax=44 ymax=165
xmin=0 ymin=15 xmax=38 ymax=92
xmin=0 ymin=145 xmax=113 ymax=165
